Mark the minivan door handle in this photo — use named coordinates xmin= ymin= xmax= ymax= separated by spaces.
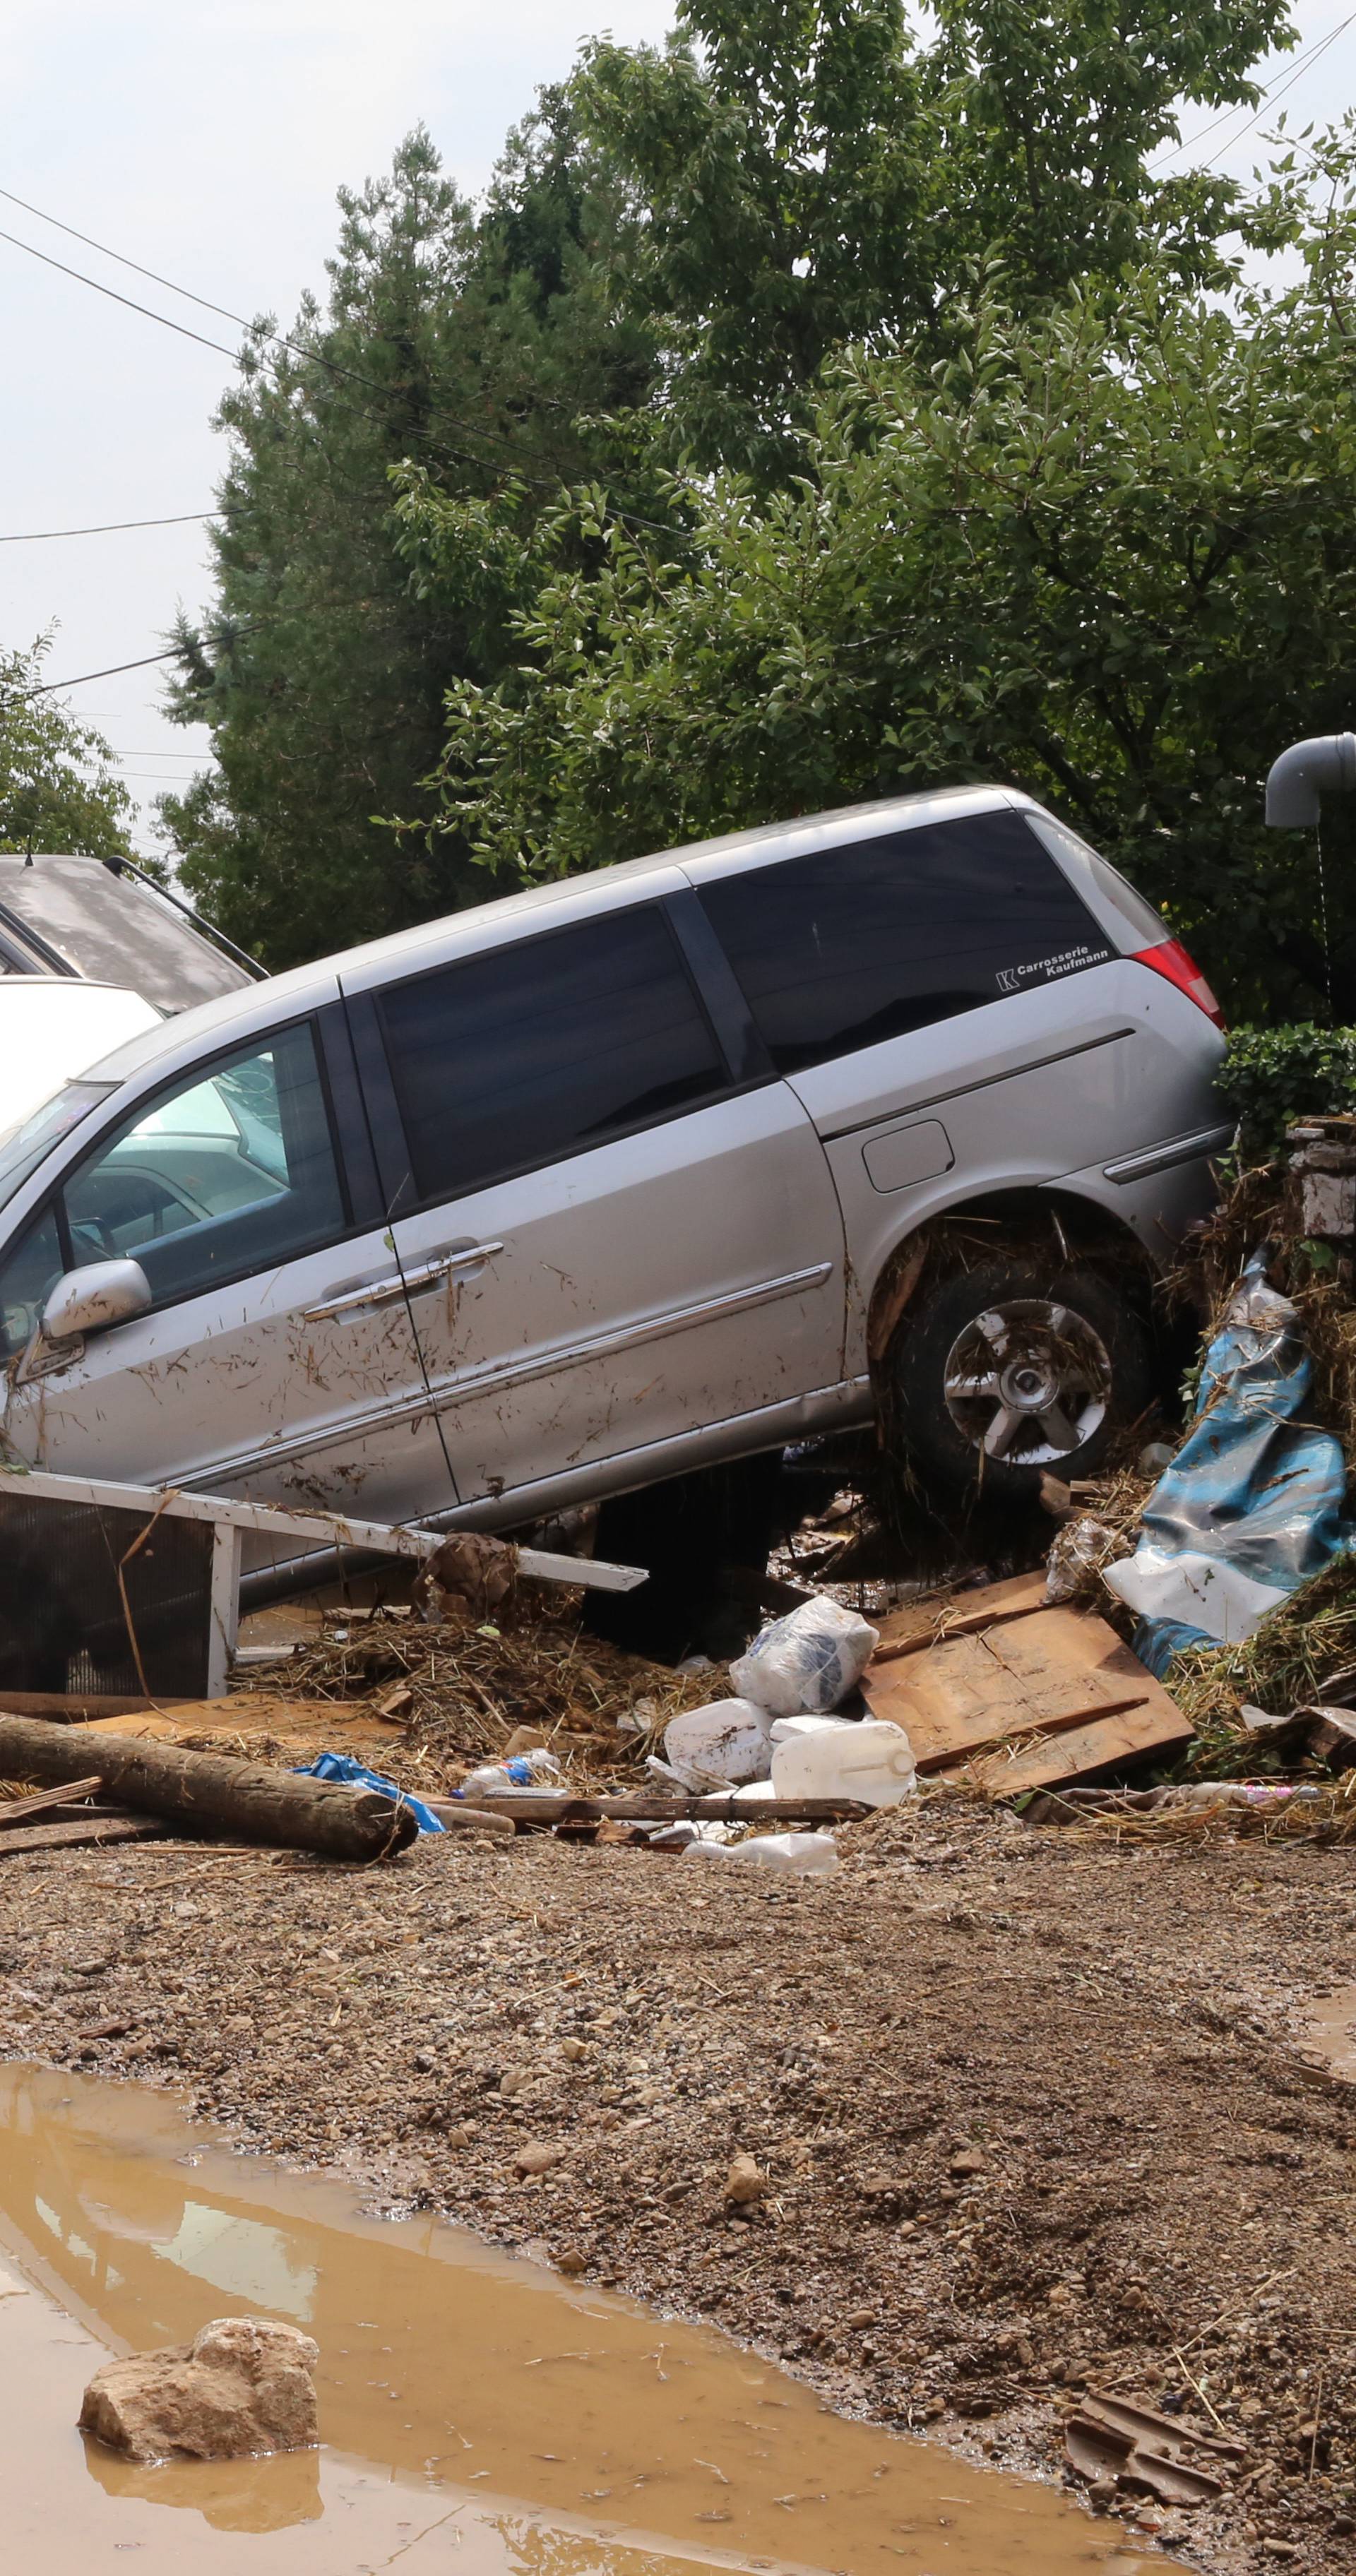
xmin=302 ymin=1243 xmax=503 ymax=1325
xmin=407 ymin=1241 xmax=504 ymax=1292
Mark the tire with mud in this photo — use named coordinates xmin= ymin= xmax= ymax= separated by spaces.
xmin=889 ymin=1258 xmax=1153 ymax=1504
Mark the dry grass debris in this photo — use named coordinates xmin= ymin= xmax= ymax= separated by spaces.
xmin=232 ymin=1611 xmax=716 ymax=1793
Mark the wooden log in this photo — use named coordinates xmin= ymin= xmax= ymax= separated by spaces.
xmin=0 ymin=1719 xmax=419 ymax=1861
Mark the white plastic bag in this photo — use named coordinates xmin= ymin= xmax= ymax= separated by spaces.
xmin=662 ymin=1698 xmax=775 ymax=1789
xmin=770 ymin=1717 xmax=916 ymax=1808
xmin=730 ymin=1595 xmax=879 ymax=1717
xmin=684 ymin=1830 xmax=842 ymax=1877
xmin=1044 ymin=1515 xmax=1119 ymax=1604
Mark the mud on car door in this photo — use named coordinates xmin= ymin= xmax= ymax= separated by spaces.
xmin=343 ymin=896 xmax=850 ymax=1512
xmin=0 ymin=1009 xmax=455 ymax=1529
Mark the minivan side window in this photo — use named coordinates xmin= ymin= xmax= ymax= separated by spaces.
xmin=378 ymin=904 xmax=727 ymax=1205
xmin=696 ymin=811 xmax=1116 ymax=1077
xmin=59 ymin=1022 xmax=345 ymax=1307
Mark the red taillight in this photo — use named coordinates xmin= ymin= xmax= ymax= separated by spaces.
xmin=1132 ymin=938 xmax=1225 ymax=1028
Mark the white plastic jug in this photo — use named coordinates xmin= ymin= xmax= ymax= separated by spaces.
xmin=770 ymin=1717 xmax=916 ymax=1807
xmin=663 ymin=1697 xmax=775 ymax=1788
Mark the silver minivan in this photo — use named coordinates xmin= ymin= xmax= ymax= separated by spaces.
xmin=0 ymin=787 xmax=1227 ymax=1560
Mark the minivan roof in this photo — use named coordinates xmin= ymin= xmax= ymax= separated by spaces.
xmin=85 ymin=782 xmax=1021 ymax=1090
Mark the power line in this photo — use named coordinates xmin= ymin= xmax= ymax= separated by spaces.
xmin=11 ymin=591 xmax=400 ymax=698
xmin=16 ymin=643 xmax=213 ymax=696
xmin=1150 ymin=7 xmax=1356 ymax=171
xmin=0 ymin=225 xmax=243 ymax=359
xmin=1200 ymin=12 xmax=1356 ymax=171
xmin=0 ymin=508 xmax=220 ymax=544
xmin=0 ymin=182 xmax=273 ymax=330
xmin=0 ymin=181 xmax=682 ymax=535
xmin=0 ymin=189 xmax=542 ymax=480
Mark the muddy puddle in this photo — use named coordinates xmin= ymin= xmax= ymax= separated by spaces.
xmin=0 ymin=2061 xmax=1176 ymax=2574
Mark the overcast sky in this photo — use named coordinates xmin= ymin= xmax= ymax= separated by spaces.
xmin=2 ymin=0 xmax=1352 ymax=864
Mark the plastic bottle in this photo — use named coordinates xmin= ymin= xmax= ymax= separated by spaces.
xmin=684 ymin=1831 xmax=843 ymax=1876
xmin=769 ymin=1717 xmax=916 ymax=1807
xmin=459 ymin=1750 xmax=561 ymax=1796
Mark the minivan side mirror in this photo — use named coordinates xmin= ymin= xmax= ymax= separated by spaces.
xmin=42 ymin=1259 xmax=152 ymax=1342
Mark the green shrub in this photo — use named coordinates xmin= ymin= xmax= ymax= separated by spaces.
xmin=1217 ymin=1023 xmax=1356 ymax=1164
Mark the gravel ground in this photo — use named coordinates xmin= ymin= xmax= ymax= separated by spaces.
xmin=0 ymin=1794 xmax=1352 ymax=2572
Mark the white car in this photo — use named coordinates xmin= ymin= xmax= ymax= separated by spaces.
xmin=0 ymin=787 xmax=1227 ymax=1575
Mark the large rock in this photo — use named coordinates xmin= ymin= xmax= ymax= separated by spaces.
xmin=80 ymin=2315 xmax=319 ymax=2464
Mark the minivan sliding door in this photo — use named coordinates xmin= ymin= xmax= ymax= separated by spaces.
xmin=344 ymin=895 xmax=848 ymax=1513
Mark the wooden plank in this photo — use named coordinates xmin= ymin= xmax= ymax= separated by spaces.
xmin=871 ymin=1570 xmax=1051 ymax=1664
xmin=0 ymin=1467 xmax=647 ymax=1592
xmin=0 ymin=1816 xmax=167 ymax=1857
xmin=0 ymin=1777 xmax=104 ymax=1827
xmin=863 ymin=1580 xmax=1192 ymax=1796
xmin=0 ymin=1693 xmax=155 ymax=1722
xmin=944 ymin=1699 xmax=1194 ymax=1797
xmin=444 ymin=1791 xmax=870 ymax=1824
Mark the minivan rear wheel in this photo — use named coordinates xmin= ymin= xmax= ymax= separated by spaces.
xmin=889 ymin=1258 xmax=1152 ymax=1502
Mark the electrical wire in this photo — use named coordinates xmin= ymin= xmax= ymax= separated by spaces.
xmin=0 ymin=181 xmax=280 ymax=330
xmin=1197 ymin=13 xmax=1356 ymax=171
xmin=0 ymin=190 xmax=556 ymax=482
xmin=0 ymin=225 xmax=243 ymax=359
xmin=12 ymin=643 xmax=201 ymax=694
xmin=0 ymin=509 xmax=220 ymax=543
xmin=1150 ymin=7 xmax=1356 ymax=171
xmin=0 ymin=182 xmax=683 ymax=532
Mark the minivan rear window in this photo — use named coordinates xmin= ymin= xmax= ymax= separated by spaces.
xmin=696 ymin=810 xmax=1115 ymax=1076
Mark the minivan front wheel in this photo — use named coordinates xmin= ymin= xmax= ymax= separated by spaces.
xmin=889 ymin=1259 xmax=1152 ymax=1502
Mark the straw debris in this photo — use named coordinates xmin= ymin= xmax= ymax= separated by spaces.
xmin=232 ymin=1612 xmax=716 ymax=1793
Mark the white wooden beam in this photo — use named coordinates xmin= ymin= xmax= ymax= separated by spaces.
xmin=0 ymin=1467 xmax=646 ymax=1592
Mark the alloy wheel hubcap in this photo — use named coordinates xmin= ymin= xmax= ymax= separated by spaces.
xmin=942 ymin=1298 xmax=1112 ymax=1466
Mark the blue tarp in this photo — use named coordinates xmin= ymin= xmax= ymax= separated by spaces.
xmin=292 ymin=1751 xmax=445 ymax=1835
xmin=1105 ymin=1252 xmax=1353 ymax=1678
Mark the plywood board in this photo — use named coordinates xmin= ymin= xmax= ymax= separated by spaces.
xmin=946 ymin=1699 xmax=1194 ymax=1797
xmin=864 ymin=1604 xmax=1143 ymax=1767
xmin=862 ymin=1579 xmax=1191 ymax=1794
xmin=82 ymin=1697 xmax=350 ymax=1744
xmin=872 ymin=1570 xmax=1050 ymax=1664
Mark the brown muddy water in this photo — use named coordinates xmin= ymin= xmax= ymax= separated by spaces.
xmin=0 ymin=2062 xmax=1177 ymax=2575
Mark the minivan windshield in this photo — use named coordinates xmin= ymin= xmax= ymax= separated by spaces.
xmin=0 ymin=1081 xmax=117 ymax=1219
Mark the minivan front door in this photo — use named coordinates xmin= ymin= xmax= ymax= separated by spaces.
xmin=0 ymin=1015 xmax=454 ymax=1530
xmin=347 ymin=898 xmax=848 ymax=1513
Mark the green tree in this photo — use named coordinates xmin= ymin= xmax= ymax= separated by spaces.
xmin=577 ymin=0 xmax=1297 ymax=470
xmin=412 ymin=172 xmax=1356 ymax=1020
xmin=162 ymin=117 xmax=658 ymax=969
xmin=0 ymin=638 xmax=133 ymax=859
